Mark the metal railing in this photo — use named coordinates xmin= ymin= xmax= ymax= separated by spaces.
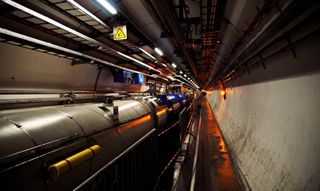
xmin=73 ymin=129 xmax=156 ymax=191
xmin=171 ymin=95 xmax=202 ymax=191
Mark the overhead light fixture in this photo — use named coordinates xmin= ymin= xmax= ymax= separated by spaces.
xmin=184 ymin=74 xmax=187 ymax=77
xmin=188 ymin=77 xmax=190 ymax=80
xmin=176 ymin=75 xmax=198 ymax=89
xmin=67 ymin=0 xmax=109 ymax=28
xmin=162 ymin=63 xmax=167 ymax=67
xmin=154 ymin=47 xmax=163 ymax=56
xmin=179 ymin=71 xmax=183 ymax=74
xmin=139 ymin=48 xmax=156 ymax=60
xmin=221 ymin=89 xmax=226 ymax=100
xmin=0 ymin=28 xmax=156 ymax=78
xmin=96 ymin=0 xmax=117 ymax=15
xmin=116 ymin=51 xmax=159 ymax=73
xmin=2 ymin=0 xmax=102 ymax=45
xmin=171 ymin=63 xmax=177 ymax=68
xmin=167 ymin=75 xmax=175 ymax=81
xmin=0 ymin=0 xmax=161 ymax=78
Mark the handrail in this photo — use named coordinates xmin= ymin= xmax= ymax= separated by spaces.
xmin=171 ymin=96 xmax=202 ymax=191
xmin=74 ymin=95 xmax=202 ymax=191
xmin=153 ymin=148 xmax=181 ymax=191
xmin=158 ymin=121 xmax=180 ymax=137
xmin=73 ymin=128 xmax=156 ymax=191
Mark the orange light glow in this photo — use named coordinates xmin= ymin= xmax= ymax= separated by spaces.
xmin=119 ymin=115 xmax=152 ymax=132
xmin=201 ymin=90 xmax=213 ymax=95
xmin=220 ymin=90 xmax=226 ymax=96
xmin=173 ymin=103 xmax=180 ymax=109
xmin=204 ymin=100 xmax=240 ymax=190
xmin=156 ymin=107 xmax=167 ymax=116
xmin=226 ymin=88 xmax=233 ymax=94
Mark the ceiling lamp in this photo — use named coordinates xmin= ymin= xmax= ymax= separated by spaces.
xmin=116 ymin=51 xmax=159 ymax=72
xmin=154 ymin=47 xmax=163 ymax=56
xmin=171 ymin=63 xmax=177 ymax=68
xmin=96 ymin=0 xmax=117 ymax=15
xmin=179 ymin=71 xmax=183 ymax=74
xmin=139 ymin=48 xmax=156 ymax=60
xmin=67 ymin=0 xmax=108 ymax=28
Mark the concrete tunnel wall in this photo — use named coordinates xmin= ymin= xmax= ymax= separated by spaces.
xmin=0 ymin=42 xmax=146 ymax=92
xmin=206 ymin=23 xmax=320 ymax=190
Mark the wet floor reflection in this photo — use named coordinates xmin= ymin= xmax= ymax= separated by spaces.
xmin=202 ymin=99 xmax=241 ymax=191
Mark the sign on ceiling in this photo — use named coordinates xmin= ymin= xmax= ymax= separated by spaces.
xmin=113 ymin=25 xmax=127 ymax=40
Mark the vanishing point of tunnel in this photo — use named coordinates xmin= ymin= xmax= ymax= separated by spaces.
xmin=0 ymin=0 xmax=319 ymax=191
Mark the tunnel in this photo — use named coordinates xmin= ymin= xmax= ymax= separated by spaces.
xmin=0 ymin=0 xmax=319 ymax=191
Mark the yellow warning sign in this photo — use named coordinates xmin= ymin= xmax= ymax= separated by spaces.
xmin=113 ymin=25 xmax=127 ymax=40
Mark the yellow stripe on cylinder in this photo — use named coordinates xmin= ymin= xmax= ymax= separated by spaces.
xmin=48 ymin=145 xmax=101 ymax=180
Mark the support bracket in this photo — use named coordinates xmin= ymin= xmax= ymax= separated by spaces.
xmin=285 ymin=33 xmax=297 ymax=58
xmin=258 ymin=54 xmax=266 ymax=69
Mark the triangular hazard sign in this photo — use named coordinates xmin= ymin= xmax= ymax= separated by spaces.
xmin=114 ymin=27 xmax=126 ymax=39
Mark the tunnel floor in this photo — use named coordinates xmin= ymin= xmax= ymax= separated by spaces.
xmin=175 ymin=98 xmax=242 ymax=191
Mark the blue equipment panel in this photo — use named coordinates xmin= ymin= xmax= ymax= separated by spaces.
xmin=132 ymin=74 xmax=144 ymax=84
xmin=114 ymin=70 xmax=132 ymax=83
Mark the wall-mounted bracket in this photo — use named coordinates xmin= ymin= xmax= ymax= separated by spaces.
xmin=63 ymin=92 xmax=76 ymax=104
xmin=258 ymin=54 xmax=266 ymax=69
xmin=71 ymin=60 xmax=94 ymax=66
xmin=245 ymin=64 xmax=251 ymax=75
xmin=285 ymin=33 xmax=297 ymax=58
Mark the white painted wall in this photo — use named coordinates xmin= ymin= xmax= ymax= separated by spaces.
xmin=207 ymin=30 xmax=320 ymax=190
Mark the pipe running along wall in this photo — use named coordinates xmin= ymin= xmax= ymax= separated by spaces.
xmin=206 ymin=13 xmax=320 ymax=191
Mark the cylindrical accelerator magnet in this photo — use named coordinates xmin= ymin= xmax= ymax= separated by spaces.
xmin=48 ymin=145 xmax=101 ymax=180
